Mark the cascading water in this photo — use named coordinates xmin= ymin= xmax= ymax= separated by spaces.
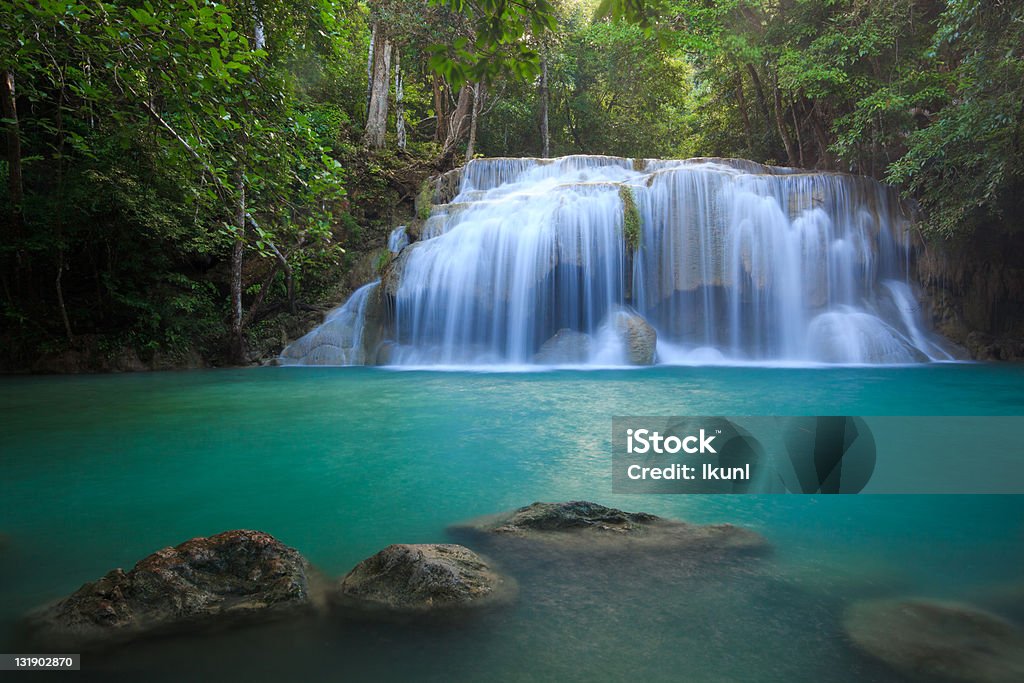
xmin=282 ymin=155 xmax=955 ymax=367
xmin=387 ymin=226 xmax=409 ymax=254
xmin=279 ymin=281 xmax=379 ymax=365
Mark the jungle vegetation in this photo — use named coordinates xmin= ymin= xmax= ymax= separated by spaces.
xmin=1 ymin=0 xmax=1021 ymax=366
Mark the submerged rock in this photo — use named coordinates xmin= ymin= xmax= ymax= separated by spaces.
xmin=607 ymin=308 xmax=657 ymax=365
xmin=970 ymin=580 xmax=1024 ymax=622
xmin=843 ymin=598 xmax=1024 ymax=683
xmin=24 ymin=530 xmax=314 ymax=649
xmin=336 ymin=544 xmax=515 ymax=616
xmin=534 ymin=328 xmax=592 ymax=364
xmin=451 ymin=501 xmax=768 ymax=555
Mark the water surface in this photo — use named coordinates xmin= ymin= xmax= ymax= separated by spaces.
xmin=2 ymin=364 xmax=1022 ymax=681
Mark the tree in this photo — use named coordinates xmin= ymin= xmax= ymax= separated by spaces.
xmin=364 ymin=19 xmax=392 ymax=149
xmin=888 ymin=0 xmax=1024 ymax=237
xmin=0 ymin=0 xmax=351 ymax=363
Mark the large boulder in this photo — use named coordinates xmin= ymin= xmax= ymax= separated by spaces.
xmin=534 ymin=328 xmax=592 ymax=364
xmin=24 ymin=530 xmax=314 ymax=649
xmin=451 ymin=501 xmax=768 ymax=556
xmin=335 ymin=544 xmax=515 ymax=616
xmin=605 ymin=308 xmax=657 ymax=365
xmin=843 ymin=598 xmax=1024 ymax=683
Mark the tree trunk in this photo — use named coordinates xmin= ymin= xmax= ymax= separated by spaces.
xmin=810 ymin=102 xmax=833 ymax=170
xmin=432 ymin=75 xmax=448 ymax=142
xmin=56 ymin=252 xmax=73 ymax=342
xmin=229 ymin=161 xmax=246 ymax=364
xmin=735 ymin=70 xmax=753 ymax=152
xmin=365 ymin=23 xmax=376 ymax=114
xmin=540 ymin=55 xmax=550 ymax=158
xmin=1 ymin=69 xmax=23 ymax=237
xmin=395 ymin=49 xmax=406 ymax=150
xmin=364 ymin=23 xmax=391 ymax=149
xmin=791 ymin=97 xmax=805 ymax=168
xmin=745 ymin=63 xmax=772 ymax=129
xmin=771 ymin=71 xmax=797 ymax=166
xmin=440 ymin=85 xmax=473 ymax=163
xmin=54 ymin=85 xmax=71 ymax=340
xmin=227 ymin=7 xmax=264 ymax=364
xmin=1 ymin=68 xmax=24 ymax=300
xmin=465 ymin=83 xmax=482 ymax=159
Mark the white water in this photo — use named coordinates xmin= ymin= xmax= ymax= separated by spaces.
xmin=279 ymin=281 xmax=379 ymax=366
xmin=881 ymin=279 xmax=955 ymax=361
xmin=283 ymin=156 xmax=954 ymax=367
xmin=387 ymin=226 xmax=409 ymax=253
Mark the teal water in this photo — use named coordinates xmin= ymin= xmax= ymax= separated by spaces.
xmin=2 ymin=364 xmax=1023 ymax=681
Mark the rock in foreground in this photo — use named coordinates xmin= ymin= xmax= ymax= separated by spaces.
xmin=844 ymin=598 xmax=1024 ymax=683
xmin=25 ymin=530 xmax=313 ymax=649
xmin=337 ymin=544 xmax=515 ymax=616
xmin=452 ymin=501 xmax=768 ymax=555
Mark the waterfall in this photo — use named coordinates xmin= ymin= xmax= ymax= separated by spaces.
xmin=387 ymin=226 xmax=409 ymax=253
xmin=282 ymin=155 xmax=955 ymax=367
xmin=279 ymin=281 xmax=380 ymax=366
xmin=881 ymin=279 xmax=955 ymax=361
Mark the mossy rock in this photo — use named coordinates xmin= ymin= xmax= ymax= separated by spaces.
xmin=23 ymin=530 xmax=317 ymax=650
xmin=451 ymin=501 xmax=769 ymax=556
xmin=618 ymin=185 xmax=641 ymax=251
xmin=334 ymin=544 xmax=515 ymax=617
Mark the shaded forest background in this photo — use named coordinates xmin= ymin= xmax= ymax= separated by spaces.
xmin=1 ymin=0 xmax=1022 ymax=369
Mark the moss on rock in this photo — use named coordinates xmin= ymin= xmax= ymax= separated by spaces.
xmin=619 ymin=185 xmax=641 ymax=251
xmin=415 ymin=180 xmax=433 ymax=221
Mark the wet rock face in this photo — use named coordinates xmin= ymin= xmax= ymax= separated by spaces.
xmin=608 ymin=309 xmax=657 ymax=365
xmin=844 ymin=598 xmax=1024 ymax=683
xmin=25 ymin=530 xmax=312 ymax=649
xmin=431 ymin=167 xmax=464 ymax=206
xmin=337 ymin=544 xmax=515 ymax=615
xmin=453 ymin=501 xmax=769 ymax=556
xmin=916 ymin=228 xmax=1024 ymax=360
xmin=534 ymin=329 xmax=592 ymax=364
xmin=382 ymin=242 xmax=416 ymax=299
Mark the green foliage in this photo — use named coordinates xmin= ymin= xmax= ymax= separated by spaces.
xmin=427 ymin=0 xmax=557 ymax=86
xmin=375 ymin=250 xmax=394 ymax=276
xmin=887 ymin=0 xmax=1024 ymax=237
xmin=3 ymin=0 xmax=1022 ymax=369
xmin=477 ymin=3 xmax=692 ymax=158
xmin=0 ymin=0 xmax=363 ymax=364
xmin=596 ymin=0 xmax=1024 ymax=239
